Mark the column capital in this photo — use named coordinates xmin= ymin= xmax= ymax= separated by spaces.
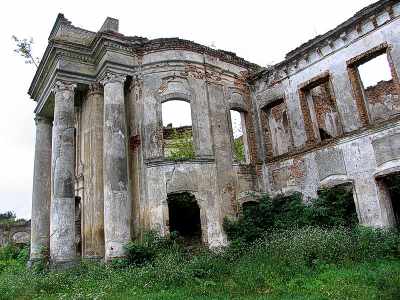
xmin=34 ymin=115 xmax=52 ymax=126
xmin=52 ymin=81 xmax=77 ymax=94
xmin=128 ymin=74 xmax=143 ymax=91
xmin=88 ymin=82 xmax=103 ymax=96
xmin=100 ymin=72 xmax=126 ymax=86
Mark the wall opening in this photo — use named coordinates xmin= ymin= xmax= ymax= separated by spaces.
xmin=356 ymin=52 xmax=400 ymax=122
xmin=261 ymin=99 xmax=293 ymax=158
xmin=302 ymin=78 xmax=343 ymax=143
xmin=167 ymin=192 xmax=202 ymax=245
xmin=162 ymin=100 xmax=194 ymax=160
xmin=377 ymin=173 xmax=400 ymax=227
xmin=317 ymin=183 xmax=358 ymax=227
xmin=230 ymin=109 xmax=249 ymax=163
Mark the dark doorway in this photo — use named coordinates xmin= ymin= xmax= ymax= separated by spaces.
xmin=381 ymin=173 xmax=400 ymax=227
xmin=167 ymin=193 xmax=201 ymax=244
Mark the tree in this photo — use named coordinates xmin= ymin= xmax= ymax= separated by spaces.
xmin=12 ymin=35 xmax=39 ymax=68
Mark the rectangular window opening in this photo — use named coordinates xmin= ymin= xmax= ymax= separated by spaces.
xmin=261 ymin=99 xmax=293 ymax=157
xmin=230 ymin=109 xmax=250 ymax=164
xmin=317 ymin=183 xmax=359 ymax=227
xmin=303 ymin=78 xmax=342 ymax=142
xmin=162 ymin=100 xmax=194 ymax=161
xmin=356 ymin=52 xmax=400 ymax=122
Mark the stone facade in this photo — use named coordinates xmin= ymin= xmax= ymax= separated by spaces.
xmin=28 ymin=0 xmax=400 ymax=265
xmin=0 ymin=221 xmax=31 ymax=247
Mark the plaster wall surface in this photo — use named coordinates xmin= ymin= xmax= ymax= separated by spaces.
xmin=253 ymin=1 xmax=400 ymax=227
xmin=0 ymin=222 xmax=31 ymax=247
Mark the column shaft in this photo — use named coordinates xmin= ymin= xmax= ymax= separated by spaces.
xmin=50 ymin=81 xmax=77 ymax=265
xmin=83 ymin=83 xmax=105 ymax=259
xmin=101 ymin=72 xmax=131 ymax=261
xmin=30 ymin=116 xmax=52 ymax=262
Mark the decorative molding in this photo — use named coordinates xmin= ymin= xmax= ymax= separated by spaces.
xmin=52 ymin=80 xmax=77 ymax=94
xmin=100 ymin=72 xmax=126 ymax=86
xmin=88 ymin=82 xmax=103 ymax=95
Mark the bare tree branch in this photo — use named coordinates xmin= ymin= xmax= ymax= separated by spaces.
xmin=12 ymin=35 xmax=39 ymax=68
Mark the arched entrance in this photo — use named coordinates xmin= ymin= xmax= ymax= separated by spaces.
xmin=167 ymin=192 xmax=202 ymax=245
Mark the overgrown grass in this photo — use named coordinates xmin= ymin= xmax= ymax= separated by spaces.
xmin=0 ymin=227 xmax=399 ymax=299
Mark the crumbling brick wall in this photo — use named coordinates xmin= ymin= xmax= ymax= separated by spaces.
xmin=309 ymin=82 xmax=342 ymax=140
xmin=364 ymin=79 xmax=400 ymax=122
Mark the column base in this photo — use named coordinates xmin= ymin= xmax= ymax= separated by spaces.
xmin=27 ymin=257 xmax=46 ymax=269
xmin=82 ymin=255 xmax=103 ymax=262
xmin=50 ymin=259 xmax=79 ymax=270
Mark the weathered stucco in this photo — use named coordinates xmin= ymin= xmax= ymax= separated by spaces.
xmin=28 ymin=0 xmax=400 ymax=265
xmin=0 ymin=221 xmax=31 ymax=247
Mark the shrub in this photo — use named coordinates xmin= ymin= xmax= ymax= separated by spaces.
xmin=123 ymin=231 xmax=183 ymax=267
xmin=233 ymin=138 xmax=245 ymax=163
xmin=0 ymin=244 xmax=28 ymax=262
xmin=165 ymin=129 xmax=195 ymax=161
xmin=124 ymin=241 xmax=155 ymax=266
xmin=224 ymin=189 xmax=359 ymax=243
xmin=224 ymin=192 xmax=306 ymax=242
xmin=306 ymin=186 xmax=358 ymax=227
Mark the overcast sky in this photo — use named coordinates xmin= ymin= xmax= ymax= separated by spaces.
xmin=0 ymin=0 xmax=378 ymax=218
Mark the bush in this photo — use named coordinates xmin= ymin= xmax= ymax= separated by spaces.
xmin=306 ymin=187 xmax=358 ymax=227
xmin=224 ymin=192 xmax=307 ymax=242
xmin=123 ymin=231 xmax=183 ymax=267
xmin=0 ymin=244 xmax=29 ymax=263
xmin=224 ymin=190 xmax=359 ymax=243
xmin=165 ymin=129 xmax=195 ymax=161
xmin=124 ymin=241 xmax=155 ymax=266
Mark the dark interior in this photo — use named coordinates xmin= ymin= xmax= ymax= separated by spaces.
xmin=167 ymin=192 xmax=201 ymax=244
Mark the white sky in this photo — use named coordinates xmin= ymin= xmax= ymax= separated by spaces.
xmin=230 ymin=110 xmax=243 ymax=139
xmin=162 ymin=101 xmax=192 ymax=127
xmin=0 ymin=0 xmax=377 ymax=218
xmin=358 ymin=54 xmax=393 ymax=87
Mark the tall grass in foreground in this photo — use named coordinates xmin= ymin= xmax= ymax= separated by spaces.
xmin=0 ymin=226 xmax=399 ymax=300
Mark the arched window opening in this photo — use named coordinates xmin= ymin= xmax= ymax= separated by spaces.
xmin=230 ymin=109 xmax=249 ymax=164
xmin=162 ymin=100 xmax=194 ymax=160
xmin=167 ymin=193 xmax=202 ymax=245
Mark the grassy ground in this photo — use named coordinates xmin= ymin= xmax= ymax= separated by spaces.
xmin=0 ymin=227 xmax=399 ymax=300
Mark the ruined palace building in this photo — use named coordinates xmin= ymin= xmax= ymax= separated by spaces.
xmin=29 ymin=0 xmax=400 ymax=265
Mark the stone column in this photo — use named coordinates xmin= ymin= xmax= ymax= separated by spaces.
xmin=50 ymin=80 xmax=77 ymax=266
xmin=101 ymin=72 xmax=131 ymax=261
xmin=82 ymin=83 xmax=105 ymax=259
xmin=30 ymin=116 xmax=52 ymax=263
